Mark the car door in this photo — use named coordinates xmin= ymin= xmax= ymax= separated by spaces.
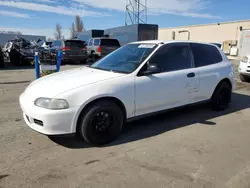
xmin=135 ymin=43 xmax=200 ymax=116
xmin=93 ymin=39 xmax=100 ymax=55
xmin=190 ymin=43 xmax=224 ymax=101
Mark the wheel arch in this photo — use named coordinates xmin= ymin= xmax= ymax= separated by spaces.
xmin=74 ymin=96 xmax=127 ymax=133
xmin=211 ymin=78 xmax=232 ymax=99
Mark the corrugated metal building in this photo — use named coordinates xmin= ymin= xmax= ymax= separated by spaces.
xmin=0 ymin=33 xmax=46 ymax=46
xmin=159 ymin=19 xmax=250 ymax=58
xmin=104 ymin=24 xmax=158 ymax=46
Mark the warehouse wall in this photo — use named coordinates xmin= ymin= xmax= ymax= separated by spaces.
xmin=0 ymin=33 xmax=46 ymax=46
xmin=159 ymin=20 xmax=250 ymax=45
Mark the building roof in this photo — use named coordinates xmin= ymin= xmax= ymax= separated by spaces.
xmin=160 ymin=19 xmax=250 ymax=30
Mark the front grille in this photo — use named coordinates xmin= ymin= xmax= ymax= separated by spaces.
xmin=34 ymin=119 xmax=43 ymax=126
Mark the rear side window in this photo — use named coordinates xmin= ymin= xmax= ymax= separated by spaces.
xmin=191 ymin=43 xmax=223 ymax=67
xmin=65 ymin=40 xmax=86 ymax=48
xmin=88 ymin=39 xmax=93 ymax=46
xmin=94 ymin=39 xmax=100 ymax=46
xmin=100 ymin=39 xmax=120 ymax=47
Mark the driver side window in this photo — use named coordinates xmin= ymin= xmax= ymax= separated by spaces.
xmin=149 ymin=43 xmax=192 ymax=73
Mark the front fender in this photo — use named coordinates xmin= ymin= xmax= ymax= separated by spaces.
xmin=56 ymin=79 xmax=135 ymax=133
xmin=70 ymin=94 xmax=128 ymax=133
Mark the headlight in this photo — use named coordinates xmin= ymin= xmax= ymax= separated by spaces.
xmin=241 ymin=56 xmax=249 ymax=63
xmin=34 ymin=97 xmax=69 ymax=110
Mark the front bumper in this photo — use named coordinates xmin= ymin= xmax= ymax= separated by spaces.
xmin=19 ymin=93 xmax=79 ymax=135
xmin=238 ymin=61 xmax=250 ymax=76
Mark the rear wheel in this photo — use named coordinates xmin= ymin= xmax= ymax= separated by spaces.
xmin=80 ymin=58 xmax=88 ymax=64
xmin=211 ymin=82 xmax=232 ymax=111
xmin=240 ymin=74 xmax=250 ymax=82
xmin=77 ymin=100 xmax=124 ymax=146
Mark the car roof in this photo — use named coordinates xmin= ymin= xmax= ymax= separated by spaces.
xmin=130 ymin=40 xmax=219 ymax=46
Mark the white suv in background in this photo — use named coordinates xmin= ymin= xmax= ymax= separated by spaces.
xmin=20 ymin=41 xmax=235 ymax=146
xmin=238 ymin=55 xmax=250 ymax=82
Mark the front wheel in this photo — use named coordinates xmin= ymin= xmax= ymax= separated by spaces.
xmin=211 ymin=82 xmax=232 ymax=111
xmin=77 ymin=100 xmax=124 ymax=146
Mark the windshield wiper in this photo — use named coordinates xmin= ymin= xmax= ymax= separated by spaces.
xmin=90 ymin=66 xmax=109 ymax=72
xmin=110 ymin=69 xmax=128 ymax=74
xmin=90 ymin=66 xmax=128 ymax=74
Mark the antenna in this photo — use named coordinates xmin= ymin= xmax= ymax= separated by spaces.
xmin=125 ymin=0 xmax=147 ymax=25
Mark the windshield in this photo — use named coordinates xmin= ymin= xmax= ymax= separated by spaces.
xmin=100 ymin=39 xmax=120 ymax=47
xmin=90 ymin=43 xmax=157 ymax=73
xmin=65 ymin=40 xmax=86 ymax=48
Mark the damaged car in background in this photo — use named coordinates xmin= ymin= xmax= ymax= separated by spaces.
xmin=2 ymin=37 xmax=48 ymax=66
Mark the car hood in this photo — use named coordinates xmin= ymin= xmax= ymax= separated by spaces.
xmin=24 ymin=66 xmax=125 ymax=100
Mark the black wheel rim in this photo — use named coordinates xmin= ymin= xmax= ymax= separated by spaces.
xmin=218 ymin=88 xmax=230 ymax=106
xmin=91 ymin=110 xmax=113 ymax=134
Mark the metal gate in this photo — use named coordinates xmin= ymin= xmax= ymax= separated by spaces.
xmin=239 ymin=30 xmax=250 ymax=57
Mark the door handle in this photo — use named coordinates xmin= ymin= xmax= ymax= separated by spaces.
xmin=187 ymin=73 xmax=195 ymax=78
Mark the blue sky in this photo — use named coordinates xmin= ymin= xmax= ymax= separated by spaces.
xmin=0 ymin=0 xmax=249 ymax=39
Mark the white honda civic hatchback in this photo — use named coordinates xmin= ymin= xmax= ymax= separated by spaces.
xmin=20 ymin=40 xmax=235 ymax=146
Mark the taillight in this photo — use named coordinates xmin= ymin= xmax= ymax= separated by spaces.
xmin=61 ymin=47 xmax=70 ymax=51
xmin=97 ymin=45 xmax=101 ymax=52
xmin=82 ymin=47 xmax=87 ymax=50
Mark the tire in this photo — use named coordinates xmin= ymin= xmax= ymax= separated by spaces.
xmin=77 ymin=100 xmax=124 ymax=146
xmin=240 ymin=74 xmax=250 ymax=82
xmin=211 ymin=82 xmax=232 ymax=111
xmin=80 ymin=58 xmax=88 ymax=64
xmin=91 ymin=52 xmax=96 ymax=62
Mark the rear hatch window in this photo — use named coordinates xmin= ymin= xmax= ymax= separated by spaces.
xmin=65 ymin=40 xmax=86 ymax=48
xmin=100 ymin=39 xmax=120 ymax=47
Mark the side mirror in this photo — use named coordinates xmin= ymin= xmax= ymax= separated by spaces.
xmin=142 ymin=63 xmax=161 ymax=75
